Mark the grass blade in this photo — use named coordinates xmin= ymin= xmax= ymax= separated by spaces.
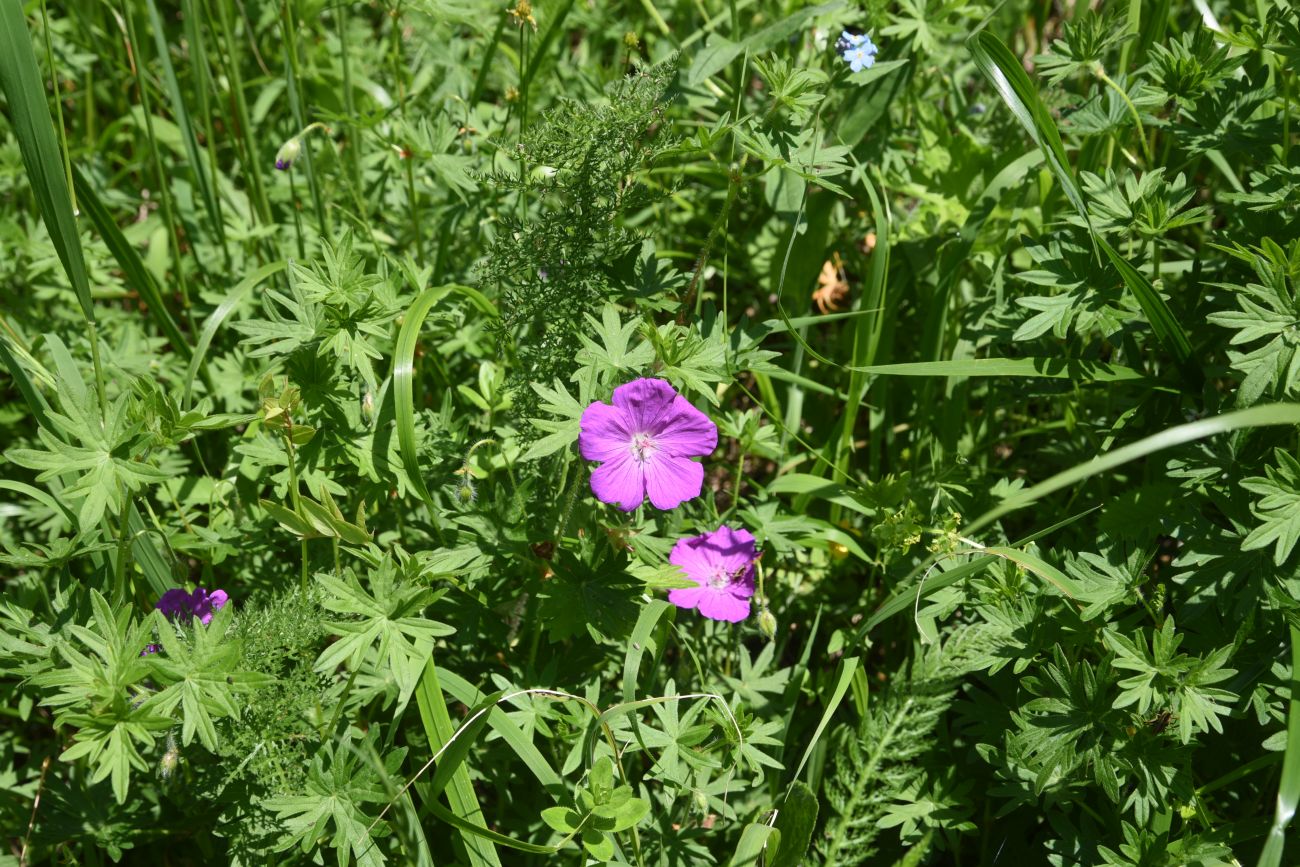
xmin=183 ymin=261 xmax=286 ymax=404
xmin=846 ymin=357 xmax=1154 ymax=383
xmin=392 ymin=283 xmax=497 ymax=526
xmin=1257 ymin=625 xmax=1300 ymax=867
xmin=413 ymin=658 xmax=502 ymax=866
xmin=438 ymin=668 xmax=563 ymax=792
xmin=0 ymin=0 xmax=95 ymax=324
xmin=965 ymin=403 xmax=1300 ymax=537
xmin=142 ymin=0 xmax=222 ymax=244
xmin=788 ymin=655 xmax=859 ymax=785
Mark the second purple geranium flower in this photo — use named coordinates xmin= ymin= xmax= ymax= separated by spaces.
xmin=668 ymin=525 xmax=758 ymax=622
xmin=579 ymin=378 xmax=718 ymax=511
xmin=156 ymin=587 xmax=229 ymax=626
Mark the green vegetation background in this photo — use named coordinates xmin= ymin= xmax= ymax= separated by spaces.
xmin=2 ymin=0 xmax=1300 ymax=864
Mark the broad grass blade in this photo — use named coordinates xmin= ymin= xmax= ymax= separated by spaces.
xmin=414 ymin=659 xmax=502 ymax=866
xmin=183 ymin=261 xmax=286 ymax=404
xmin=0 ymin=0 xmax=95 ymax=323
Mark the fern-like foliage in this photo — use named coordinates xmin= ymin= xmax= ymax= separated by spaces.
xmin=813 ymin=627 xmax=999 ymax=866
xmin=480 ymin=61 xmax=679 ymax=428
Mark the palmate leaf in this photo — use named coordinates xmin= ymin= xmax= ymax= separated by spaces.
xmin=313 ymin=558 xmax=455 ymax=707
xmin=1104 ymin=619 xmax=1236 ymax=744
xmin=521 ymin=377 xmax=590 ymax=461
xmin=4 ymin=340 xmax=170 ymax=528
xmin=143 ymin=604 xmax=271 ymax=751
xmin=33 ymin=591 xmax=171 ymax=803
xmin=265 ymin=727 xmax=407 ymax=867
xmin=537 ymin=551 xmax=640 ymax=643
xmin=1240 ymin=449 xmax=1300 ymax=566
xmin=1207 ymin=238 xmax=1300 ymax=406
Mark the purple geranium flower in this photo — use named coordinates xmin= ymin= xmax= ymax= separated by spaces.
xmin=667 ymin=525 xmax=758 ymax=622
xmin=579 ymin=378 xmax=718 ymax=511
xmin=156 ymin=587 xmax=229 ymax=625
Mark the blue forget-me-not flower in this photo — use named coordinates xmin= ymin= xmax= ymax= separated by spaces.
xmin=835 ymin=30 xmax=878 ymax=73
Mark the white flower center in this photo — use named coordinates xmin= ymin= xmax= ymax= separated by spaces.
xmin=706 ymin=567 xmax=732 ymax=590
xmin=629 ymin=432 xmax=659 ymax=464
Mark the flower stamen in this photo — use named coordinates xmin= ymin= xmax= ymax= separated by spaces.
xmin=629 ymin=432 xmax=659 ymax=463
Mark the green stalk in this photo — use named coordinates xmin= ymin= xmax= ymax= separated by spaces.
xmin=1094 ymin=64 xmax=1152 ymax=167
xmin=289 ymin=169 xmax=307 ymax=258
xmin=181 ymin=0 xmax=232 ymax=269
xmin=281 ymin=0 xmax=328 ymax=238
xmin=283 ymin=430 xmax=309 ymax=593
xmin=212 ymin=0 xmax=273 ymax=225
xmin=335 ymin=1 xmax=363 ymax=190
xmin=121 ymin=0 xmax=197 ymax=330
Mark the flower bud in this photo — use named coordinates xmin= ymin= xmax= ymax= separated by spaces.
xmin=758 ymin=608 xmax=777 ymax=640
xmin=274 ymin=136 xmax=302 ymax=171
xmin=361 ymin=389 xmax=375 ymax=420
xmin=455 ymin=476 xmax=476 ymax=505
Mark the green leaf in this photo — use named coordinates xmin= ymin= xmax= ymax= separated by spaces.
xmin=771 ymin=781 xmax=818 ymax=867
xmin=0 ymin=0 xmax=95 ymax=322
xmin=314 ymin=560 xmax=453 ymax=707
xmin=1241 ymin=449 xmax=1300 ymax=565
xmin=729 ymin=823 xmax=780 ymax=866
xmin=967 ymin=30 xmax=1195 ymax=378
xmin=414 ymin=659 xmax=502 ymax=866
xmin=70 ymin=165 xmax=188 ymax=355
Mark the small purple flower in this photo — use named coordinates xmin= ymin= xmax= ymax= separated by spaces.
xmin=579 ymin=378 xmax=718 ymax=511
xmin=140 ymin=643 xmax=161 ymax=657
xmin=667 ymin=525 xmax=758 ymax=622
xmin=155 ymin=587 xmax=229 ymax=625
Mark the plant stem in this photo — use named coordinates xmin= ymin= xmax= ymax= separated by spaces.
xmin=121 ymin=0 xmax=198 ymax=332
xmin=1093 ymin=64 xmax=1153 ymax=167
xmin=212 ymin=0 xmax=273 ymax=226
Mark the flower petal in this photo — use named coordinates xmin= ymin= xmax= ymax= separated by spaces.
xmin=579 ymin=401 xmax=633 ymax=461
xmin=669 ymin=536 xmax=715 ymax=581
xmin=707 ymin=525 xmax=758 ymax=577
xmin=156 ymin=589 xmax=190 ymax=618
xmin=697 ymin=589 xmax=752 ymax=622
xmin=645 ymin=455 xmax=704 ymax=510
xmin=667 ymin=586 xmax=705 ymax=610
xmin=590 ymin=452 xmax=646 ymax=511
xmin=652 ymin=396 xmax=718 ymax=457
xmin=610 ymin=378 xmax=680 ymax=432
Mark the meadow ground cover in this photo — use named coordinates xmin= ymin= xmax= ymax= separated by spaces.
xmin=2 ymin=0 xmax=1300 ymax=863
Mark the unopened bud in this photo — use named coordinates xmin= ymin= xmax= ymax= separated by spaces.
xmin=361 ymin=390 xmax=375 ymax=419
xmin=758 ymin=608 xmax=777 ymax=640
xmin=274 ymin=136 xmax=302 ymax=171
xmin=274 ymin=122 xmax=328 ymax=171
xmin=455 ymin=476 xmax=476 ymax=505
